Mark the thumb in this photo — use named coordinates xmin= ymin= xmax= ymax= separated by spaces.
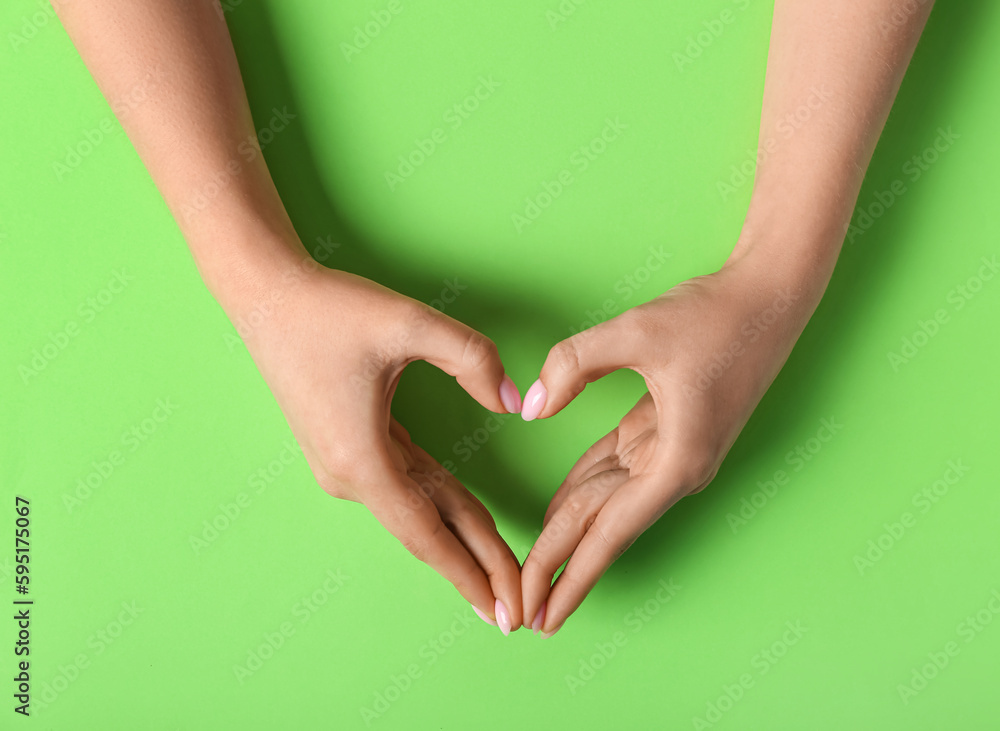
xmin=522 ymin=315 xmax=640 ymax=421
xmin=410 ymin=308 xmax=522 ymax=415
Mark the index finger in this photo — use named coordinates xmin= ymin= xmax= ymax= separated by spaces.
xmin=539 ymin=473 xmax=686 ymax=635
xmin=364 ymin=473 xmax=499 ymax=619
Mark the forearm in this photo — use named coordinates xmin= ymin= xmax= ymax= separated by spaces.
xmin=52 ymin=0 xmax=304 ymax=312
xmin=729 ymin=0 xmax=934 ymax=305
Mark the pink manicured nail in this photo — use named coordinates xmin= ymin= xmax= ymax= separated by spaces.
xmin=473 ymin=604 xmax=497 ymax=627
xmin=499 ymin=375 xmax=522 ymax=414
xmin=540 ymin=624 xmax=562 ymax=639
xmin=495 ymin=599 xmax=512 ymax=636
xmin=532 ymin=602 xmax=546 ymax=634
xmin=521 ymin=379 xmax=547 ymax=422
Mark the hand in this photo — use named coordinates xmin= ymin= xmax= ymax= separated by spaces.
xmin=519 ymin=255 xmax=818 ymax=635
xmin=230 ymin=248 xmax=524 ymax=633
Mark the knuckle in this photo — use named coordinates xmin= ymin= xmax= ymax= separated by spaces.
xmin=462 ymin=331 xmax=499 ymax=370
xmin=564 ymin=497 xmax=589 ymax=519
xmin=680 ymin=450 xmax=720 ymax=492
xmin=621 ymin=305 xmax=671 ymax=352
xmin=618 ymin=400 xmax=655 ymax=436
xmin=592 ymin=523 xmax=631 ymax=563
xmin=584 ymin=469 xmax=619 ymax=495
xmin=403 ymin=300 xmax=444 ymax=334
xmin=476 ymin=502 xmax=497 ymax=527
xmin=441 ymin=499 xmax=476 ymax=532
xmin=687 ymin=467 xmax=719 ymax=495
xmin=522 ymin=550 xmax=556 ymax=579
xmin=542 ymin=511 xmax=574 ymax=542
xmin=614 ymin=306 xmax=649 ymax=338
xmin=400 ymin=516 xmax=446 ymax=563
xmin=553 ymin=566 xmax=589 ymax=597
xmin=458 ymin=493 xmax=496 ymax=526
xmin=403 ymin=297 xmax=437 ymax=328
xmin=548 ymin=339 xmax=581 ymax=376
xmin=481 ymin=546 xmax=517 ymax=581
xmin=316 ymin=474 xmax=353 ymax=500
xmin=392 ymin=299 xmax=436 ymax=350
xmin=451 ymin=565 xmax=482 ymax=598
xmin=310 ymin=449 xmax=360 ymax=499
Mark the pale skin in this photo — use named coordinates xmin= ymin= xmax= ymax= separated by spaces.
xmin=52 ymin=0 xmax=933 ymax=637
xmin=519 ymin=1 xmax=936 ymax=636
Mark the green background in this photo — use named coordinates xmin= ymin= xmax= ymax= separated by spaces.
xmin=3 ymin=0 xmax=999 ymax=728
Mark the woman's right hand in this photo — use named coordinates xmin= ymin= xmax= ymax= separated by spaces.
xmin=227 ymin=246 xmax=524 ymax=634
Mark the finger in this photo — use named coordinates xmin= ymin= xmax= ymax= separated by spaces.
xmin=545 ymin=456 xmax=620 ymax=525
xmin=549 ymin=393 xmax=655 ymax=504
xmin=409 ymin=440 xmax=496 ymax=528
xmin=365 ymin=474 xmax=499 ymax=619
xmin=540 ymin=474 xmax=687 ymax=635
xmin=407 ymin=442 xmax=517 ymax=631
xmin=422 ymin=474 xmax=523 ymax=635
xmin=522 ymin=313 xmax=645 ymax=421
xmin=544 ymin=429 xmax=621 ymax=525
xmin=521 ymin=469 xmax=628 ymax=631
xmin=463 ymin=488 xmax=497 ymax=527
xmin=409 ymin=307 xmax=521 ymax=415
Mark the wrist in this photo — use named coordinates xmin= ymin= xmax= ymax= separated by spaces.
xmin=186 ymin=218 xmax=316 ymax=319
xmin=717 ymin=227 xmax=840 ymax=342
xmin=724 ymin=203 xmax=844 ymax=308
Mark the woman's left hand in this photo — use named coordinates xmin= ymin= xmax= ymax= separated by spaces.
xmin=519 ymin=254 xmax=820 ymax=636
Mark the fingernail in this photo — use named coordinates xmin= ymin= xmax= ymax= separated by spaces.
xmin=540 ymin=624 xmax=562 ymax=639
xmin=521 ymin=379 xmax=547 ymax=422
xmin=532 ymin=602 xmax=546 ymax=634
xmin=499 ymin=375 xmax=522 ymax=414
xmin=495 ymin=598 xmax=512 ymax=636
xmin=472 ymin=604 xmax=497 ymax=627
